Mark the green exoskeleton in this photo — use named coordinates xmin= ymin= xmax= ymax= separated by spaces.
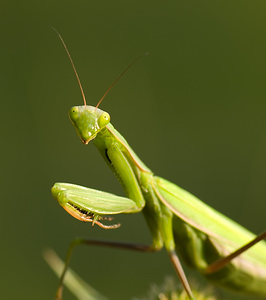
xmin=52 ymin=31 xmax=266 ymax=300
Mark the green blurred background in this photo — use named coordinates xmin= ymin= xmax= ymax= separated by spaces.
xmin=1 ymin=1 xmax=266 ymax=299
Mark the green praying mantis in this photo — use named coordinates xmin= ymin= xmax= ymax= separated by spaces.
xmin=51 ymin=31 xmax=266 ymax=300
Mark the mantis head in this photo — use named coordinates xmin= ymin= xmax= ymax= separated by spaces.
xmin=69 ymin=105 xmax=110 ymax=144
xmin=53 ymin=30 xmax=145 ymax=144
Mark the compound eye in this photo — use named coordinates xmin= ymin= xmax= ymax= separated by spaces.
xmin=69 ymin=106 xmax=80 ymax=121
xmin=98 ymin=112 xmax=110 ymax=128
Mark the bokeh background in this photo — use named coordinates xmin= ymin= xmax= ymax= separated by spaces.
xmin=1 ymin=1 xmax=266 ymax=299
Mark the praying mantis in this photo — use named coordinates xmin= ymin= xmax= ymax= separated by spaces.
xmin=51 ymin=31 xmax=266 ymax=300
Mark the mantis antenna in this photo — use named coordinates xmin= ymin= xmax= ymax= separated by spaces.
xmin=52 ymin=27 xmax=148 ymax=109
xmin=95 ymin=52 xmax=149 ymax=109
xmin=52 ymin=27 xmax=87 ymax=107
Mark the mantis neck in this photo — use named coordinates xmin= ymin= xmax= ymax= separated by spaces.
xmin=96 ymin=123 xmax=152 ymax=174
